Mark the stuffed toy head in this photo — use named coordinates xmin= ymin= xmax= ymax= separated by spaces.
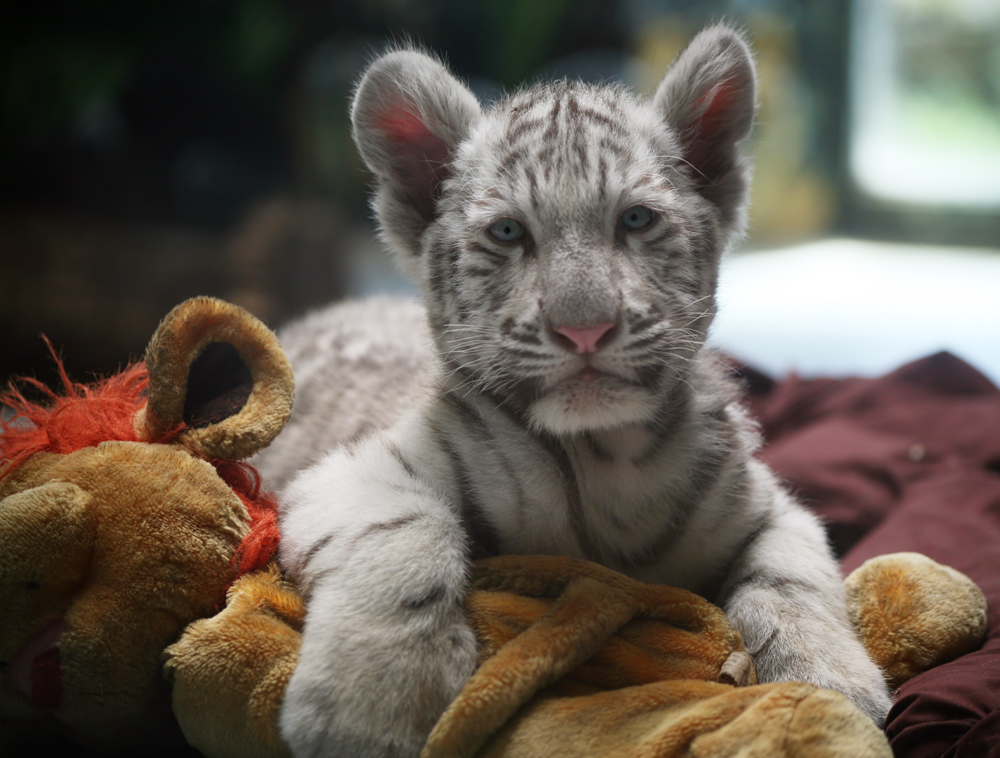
xmin=0 ymin=297 xmax=293 ymax=756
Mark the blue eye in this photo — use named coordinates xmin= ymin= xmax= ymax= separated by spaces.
xmin=621 ymin=206 xmax=655 ymax=231
xmin=488 ymin=218 xmax=525 ymax=244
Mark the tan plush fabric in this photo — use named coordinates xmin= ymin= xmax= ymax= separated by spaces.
xmin=136 ymin=296 xmax=295 ymax=461
xmin=844 ymin=552 xmax=988 ymax=688
xmin=423 ymin=555 xmax=889 ymax=758
xmin=167 ymin=551 xmax=990 ymax=758
xmin=165 ymin=563 xmax=303 ymax=758
xmin=1 ymin=296 xmax=296 ymax=755
xmin=0 ymin=444 xmax=249 ymax=754
xmin=474 ymin=681 xmax=890 ymax=758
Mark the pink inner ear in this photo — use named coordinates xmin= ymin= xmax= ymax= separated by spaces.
xmin=370 ymin=100 xmax=453 ymax=223
xmin=694 ymin=78 xmax=741 ymax=137
xmin=375 ymin=105 xmax=434 ymax=144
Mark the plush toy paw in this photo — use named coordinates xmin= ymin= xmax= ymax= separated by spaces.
xmin=845 ymin=551 xmax=988 ymax=689
xmin=165 ymin=563 xmax=303 ymax=758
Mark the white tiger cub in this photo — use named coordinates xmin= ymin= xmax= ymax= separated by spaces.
xmin=267 ymin=25 xmax=892 ymax=758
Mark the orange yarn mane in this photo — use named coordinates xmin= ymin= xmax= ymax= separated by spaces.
xmin=0 ymin=346 xmax=279 ymax=579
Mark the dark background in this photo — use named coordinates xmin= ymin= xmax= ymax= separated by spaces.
xmin=2 ymin=0 xmax=998 ymax=390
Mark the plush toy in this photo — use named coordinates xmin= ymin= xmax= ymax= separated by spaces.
xmin=2 ymin=297 xmax=988 ymax=758
xmin=168 ymin=551 xmax=987 ymax=758
xmin=0 ymin=296 xmax=294 ymax=756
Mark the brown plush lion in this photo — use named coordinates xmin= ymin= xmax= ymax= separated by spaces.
xmin=0 ymin=297 xmax=294 ymax=756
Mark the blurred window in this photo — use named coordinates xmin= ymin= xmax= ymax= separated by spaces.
xmin=850 ymin=0 xmax=1000 ymax=208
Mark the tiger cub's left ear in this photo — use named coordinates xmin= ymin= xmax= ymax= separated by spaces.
xmin=134 ymin=297 xmax=294 ymax=461
xmin=654 ymin=25 xmax=757 ymax=234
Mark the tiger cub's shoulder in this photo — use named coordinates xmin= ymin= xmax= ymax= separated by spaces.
xmin=255 ymin=296 xmax=435 ymax=492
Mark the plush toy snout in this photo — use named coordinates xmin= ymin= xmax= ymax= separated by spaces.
xmin=0 ymin=443 xmax=252 ymax=754
xmin=0 ymin=481 xmax=93 ymax=715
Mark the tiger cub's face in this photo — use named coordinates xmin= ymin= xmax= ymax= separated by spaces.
xmin=352 ymin=27 xmax=757 ymax=434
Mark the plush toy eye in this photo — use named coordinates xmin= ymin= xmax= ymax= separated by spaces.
xmin=621 ymin=206 xmax=656 ymax=231
xmin=488 ymin=218 xmax=525 ymax=244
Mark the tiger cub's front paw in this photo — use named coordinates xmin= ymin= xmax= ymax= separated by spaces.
xmin=278 ymin=615 xmax=479 ymax=758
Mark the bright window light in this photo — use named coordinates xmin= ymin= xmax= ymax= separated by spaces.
xmin=850 ymin=0 xmax=1000 ymax=207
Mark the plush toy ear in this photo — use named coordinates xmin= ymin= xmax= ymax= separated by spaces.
xmin=653 ymin=25 xmax=757 ymax=234
xmin=351 ymin=48 xmax=481 ymax=266
xmin=134 ymin=297 xmax=294 ymax=461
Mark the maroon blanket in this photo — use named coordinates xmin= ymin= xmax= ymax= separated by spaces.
xmin=742 ymin=352 xmax=1000 ymax=758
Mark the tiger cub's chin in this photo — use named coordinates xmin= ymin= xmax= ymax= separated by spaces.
xmin=528 ymin=379 xmax=659 ymax=435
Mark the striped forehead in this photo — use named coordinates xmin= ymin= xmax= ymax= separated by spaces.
xmin=468 ymin=84 xmax=665 ymax=220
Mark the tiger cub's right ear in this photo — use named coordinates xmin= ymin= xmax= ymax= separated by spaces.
xmin=351 ymin=49 xmax=481 ymax=264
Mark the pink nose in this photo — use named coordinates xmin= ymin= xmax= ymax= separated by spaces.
xmin=553 ymin=322 xmax=615 ymax=354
